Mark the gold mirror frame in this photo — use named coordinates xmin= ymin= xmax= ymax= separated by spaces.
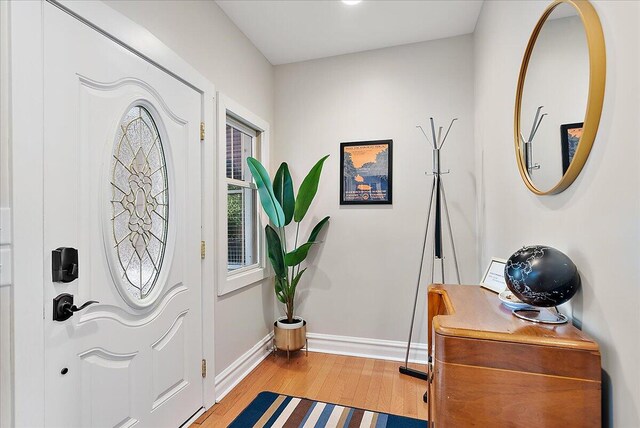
xmin=514 ymin=0 xmax=606 ymax=195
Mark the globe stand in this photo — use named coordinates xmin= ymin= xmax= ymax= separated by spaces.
xmin=512 ymin=306 xmax=568 ymax=325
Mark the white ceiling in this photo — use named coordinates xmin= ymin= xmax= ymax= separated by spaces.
xmin=216 ymin=0 xmax=485 ymax=65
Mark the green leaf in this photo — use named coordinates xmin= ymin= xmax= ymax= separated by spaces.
xmin=290 ymin=268 xmax=307 ymax=295
xmin=294 ymin=155 xmax=329 ymax=222
xmin=308 ymin=216 xmax=330 ymax=243
xmin=285 ymin=242 xmax=315 ymax=266
xmin=246 ymin=157 xmax=285 ymax=227
xmin=265 ymin=225 xmax=285 ymax=278
xmin=274 ymin=276 xmax=287 ymax=304
xmin=273 ymin=162 xmax=295 ymax=226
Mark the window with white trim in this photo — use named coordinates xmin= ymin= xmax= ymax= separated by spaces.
xmin=225 ymin=116 xmax=259 ymax=272
xmin=217 ymin=94 xmax=269 ymax=296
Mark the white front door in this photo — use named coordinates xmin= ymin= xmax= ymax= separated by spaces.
xmin=43 ymin=3 xmax=203 ymax=427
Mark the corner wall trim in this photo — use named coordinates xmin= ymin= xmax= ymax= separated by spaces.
xmin=0 ymin=207 xmax=12 ymax=288
xmin=307 ymin=332 xmax=428 ymax=364
xmin=214 ymin=332 xmax=274 ymax=402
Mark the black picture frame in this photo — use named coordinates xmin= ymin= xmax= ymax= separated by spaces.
xmin=560 ymin=122 xmax=583 ymax=174
xmin=340 ymin=140 xmax=393 ymax=205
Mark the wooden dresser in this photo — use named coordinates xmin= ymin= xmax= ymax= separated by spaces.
xmin=427 ymin=284 xmax=601 ymax=427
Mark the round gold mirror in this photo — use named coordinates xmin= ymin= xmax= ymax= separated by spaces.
xmin=515 ymin=0 xmax=605 ymax=195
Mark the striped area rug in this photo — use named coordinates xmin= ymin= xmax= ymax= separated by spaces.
xmin=228 ymin=391 xmax=427 ymax=428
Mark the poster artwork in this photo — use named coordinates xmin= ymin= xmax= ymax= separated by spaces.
xmin=340 ymin=140 xmax=392 ymax=205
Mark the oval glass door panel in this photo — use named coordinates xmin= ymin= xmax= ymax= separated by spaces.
xmin=111 ymin=105 xmax=169 ymax=302
xmin=518 ymin=3 xmax=589 ymax=192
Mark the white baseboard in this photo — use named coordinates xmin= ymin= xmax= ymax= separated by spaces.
xmin=214 ymin=332 xmax=274 ymax=402
xmin=307 ymin=332 xmax=428 ymax=364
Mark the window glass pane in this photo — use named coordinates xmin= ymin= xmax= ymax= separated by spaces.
xmin=232 ymin=128 xmax=242 ymax=180
xmin=226 ymin=125 xmax=233 ymax=179
xmin=225 ymin=121 xmax=253 ymax=181
xmin=227 ymin=184 xmax=258 ymax=271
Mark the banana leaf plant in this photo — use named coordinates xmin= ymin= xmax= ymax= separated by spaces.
xmin=246 ymin=155 xmax=330 ymax=324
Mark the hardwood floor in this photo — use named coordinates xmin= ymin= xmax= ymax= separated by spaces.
xmin=192 ymin=351 xmax=428 ymax=427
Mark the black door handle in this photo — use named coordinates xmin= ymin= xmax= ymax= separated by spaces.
xmin=53 ymin=293 xmax=99 ymax=322
xmin=67 ymin=300 xmax=99 ymax=313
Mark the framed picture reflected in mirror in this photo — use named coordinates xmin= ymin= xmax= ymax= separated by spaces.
xmin=560 ymin=122 xmax=583 ymax=175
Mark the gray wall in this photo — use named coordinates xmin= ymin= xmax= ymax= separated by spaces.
xmin=474 ymin=1 xmax=640 ymax=426
xmin=0 ymin=1 xmax=12 ymax=426
xmin=273 ymin=35 xmax=477 ymax=344
xmin=105 ymin=0 xmax=277 ymax=376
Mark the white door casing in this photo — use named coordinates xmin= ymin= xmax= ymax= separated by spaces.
xmin=40 ymin=3 xmax=203 ymax=427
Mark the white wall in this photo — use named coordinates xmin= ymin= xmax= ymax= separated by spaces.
xmin=474 ymin=1 xmax=640 ymax=426
xmin=274 ymin=35 xmax=477 ymax=345
xmin=104 ymin=0 xmax=276 ymax=376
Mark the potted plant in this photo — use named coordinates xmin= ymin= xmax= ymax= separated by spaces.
xmin=247 ymin=155 xmax=330 ymax=357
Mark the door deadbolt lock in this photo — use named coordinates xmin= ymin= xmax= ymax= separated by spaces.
xmin=52 ymin=247 xmax=79 ymax=283
xmin=53 ymin=293 xmax=98 ymax=322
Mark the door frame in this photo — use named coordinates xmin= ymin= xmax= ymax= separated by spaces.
xmin=8 ymin=1 xmax=217 ymax=426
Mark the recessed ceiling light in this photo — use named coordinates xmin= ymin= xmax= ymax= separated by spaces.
xmin=342 ymin=0 xmax=362 ymax=5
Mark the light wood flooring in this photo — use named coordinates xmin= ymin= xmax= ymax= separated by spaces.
xmin=192 ymin=351 xmax=429 ymax=427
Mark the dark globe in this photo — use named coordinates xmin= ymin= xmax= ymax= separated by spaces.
xmin=504 ymin=245 xmax=580 ymax=307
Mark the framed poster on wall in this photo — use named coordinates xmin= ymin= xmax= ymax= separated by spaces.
xmin=340 ymin=140 xmax=392 ymax=205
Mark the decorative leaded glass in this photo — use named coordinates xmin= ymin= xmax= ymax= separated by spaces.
xmin=111 ymin=106 xmax=168 ymax=301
